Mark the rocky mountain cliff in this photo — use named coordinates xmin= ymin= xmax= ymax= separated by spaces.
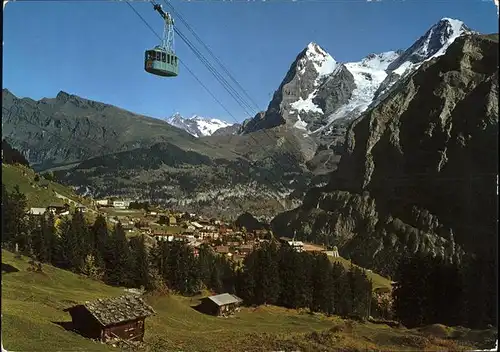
xmin=240 ymin=18 xmax=474 ymax=174
xmin=271 ymin=33 xmax=498 ymax=277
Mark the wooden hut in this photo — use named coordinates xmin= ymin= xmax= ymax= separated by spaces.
xmin=198 ymin=293 xmax=243 ymax=317
xmin=63 ymin=295 xmax=155 ymax=343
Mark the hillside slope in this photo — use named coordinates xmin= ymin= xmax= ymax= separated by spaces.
xmin=1 ymin=89 xmax=235 ymax=171
xmin=2 ymin=162 xmax=92 ymax=209
xmin=3 ymin=250 xmax=495 ymax=352
xmin=271 ymin=34 xmax=499 ymax=276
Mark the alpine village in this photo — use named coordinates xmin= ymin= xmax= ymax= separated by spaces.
xmin=1 ymin=1 xmax=498 ymax=351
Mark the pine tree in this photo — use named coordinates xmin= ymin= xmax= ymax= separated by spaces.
xmin=254 ymin=242 xmax=280 ymax=305
xmin=347 ymin=266 xmax=372 ymax=320
xmin=236 ymin=250 xmax=258 ymax=305
xmin=105 ymin=223 xmax=134 ymax=286
xmin=2 ymin=185 xmax=28 ymax=251
xmin=197 ymin=244 xmax=215 ymax=288
xmin=310 ymin=253 xmax=334 ymax=314
xmin=331 ymin=262 xmax=350 ymax=316
xmin=393 ymin=254 xmax=433 ymax=328
xmin=130 ymin=234 xmax=151 ymax=289
xmin=91 ymin=215 xmax=109 ymax=268
xmin=54 ymin=217 xmax=79 ymax=270
xmin=209 ymin=262 xmax=223 ymax=294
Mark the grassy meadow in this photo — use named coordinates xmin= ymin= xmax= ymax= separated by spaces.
xmin=2 ymin=249 xmax=496 ymax=352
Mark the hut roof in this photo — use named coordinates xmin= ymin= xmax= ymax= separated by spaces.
xmin=64 ymin=295 xmax=155 ymax=327
xmin=205 ymin=293 xmax=243 ymax=307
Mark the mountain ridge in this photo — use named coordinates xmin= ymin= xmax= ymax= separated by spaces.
xmin=271 ymin=33 xmax=498 ymax=276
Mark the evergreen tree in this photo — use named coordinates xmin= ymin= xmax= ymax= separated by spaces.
xmin=2 ymin=185 xmax=28 ymax=250
xmin=105 ymin=223 xmax=134 ymax=286
xmin=347 ymin=265 xmax=372 ymax=319
xmin=393 ymin=254 xmax=434 ymax=328
xmin=91 ymin=215 xmax=109 ymax=268
xmin=54 ymin=217 xmax=78 ymax=270
xmin=236 ymin=251 xmax=258 ymax=305
xmin=330 ymin=262 xmax=350 ymax=316
xmin=254 ymin=242 xmax=280 ymax=305
xmin=45 ymin=212 xmax=57 ymax=265
xmin=197 ymin=244 xmax=215 ymax=288
xmin=277 ymin=245 xmax=298 ymax=308
xmin=310 ymin=253 xmax=334 ymax=314
xmin=209 ymin=262 xmax=223 ymax=293
xmin=164 ymin=241 xmax=200 ymax=295
xmin=130 ymin=234 xmax=151 ymax=289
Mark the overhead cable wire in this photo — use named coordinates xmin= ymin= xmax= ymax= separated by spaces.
xmin=159 ymin=0 xmax=312 ymax=167
xmin=161 ymin=0 xmax=261 ymax=112
xmin=156 ymin=0 xmax=308 ymax=168
xmin=127 ymin=0 xmax=302 ymax=177
xmin=126 ymin=0 xmax=303 ymax=209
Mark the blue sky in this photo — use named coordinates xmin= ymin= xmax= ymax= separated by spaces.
xmin=2 ymin=0 xmax=498 ymax=123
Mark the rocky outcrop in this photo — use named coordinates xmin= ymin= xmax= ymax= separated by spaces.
xmin=272 ymin=34 xmax=498 ymax=276
xmin=240 ymin=43 xmax=349 ymax=135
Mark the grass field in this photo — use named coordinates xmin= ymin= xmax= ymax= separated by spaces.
xmin=2 ymin=249 xmax=496 ymax=352
xmin=329 ymin=256 xmax=393 ymax=292
xmin=2 ymin=164 xmax=91 ymax=208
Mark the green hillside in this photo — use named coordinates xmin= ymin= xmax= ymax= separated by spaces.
xmin=2 ymin=163 xmax=92 ymax=208
xmin=329 ymin=256 xmax=393 ymax=292
xmin=2 ymin=249 xmax=494 ymax=352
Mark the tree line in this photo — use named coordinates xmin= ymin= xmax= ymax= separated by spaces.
xmin=3 ymin=184 xmax=496 ymax=329
xmin=2 ymin=184 xmax=373 ymax=319
xmin=393 ymin=251 xmax=497 ymax=330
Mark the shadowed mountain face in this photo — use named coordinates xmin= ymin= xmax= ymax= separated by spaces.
xmin=271 ymin=34 xmax=499 ymax=276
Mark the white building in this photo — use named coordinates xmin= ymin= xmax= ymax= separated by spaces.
xmin=29 ymin=207 xmax=46 ymax=215
xmin=113 ymin=200 xmax=131 ymax=209
xmin=96 ymin=199 xmax=110 ymax=206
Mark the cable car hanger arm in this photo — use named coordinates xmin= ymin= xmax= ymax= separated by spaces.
xmin=150 ymin=0 xmax=173 ymax=23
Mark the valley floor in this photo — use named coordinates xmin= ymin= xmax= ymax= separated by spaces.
xmin=1 ymin=250 xmax=496 ymax=352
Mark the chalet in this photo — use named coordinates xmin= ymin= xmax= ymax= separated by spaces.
xmin=96 ymin=199 xmax=111 ymax=207
xmin=63 ymin=295 xmax=155 ymax=343
xmin=197 ymin=293 xmax=243 ymax=317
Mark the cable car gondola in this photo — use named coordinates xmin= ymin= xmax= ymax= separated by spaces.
xmin=145 ymin=3 xmax=178 ymax=77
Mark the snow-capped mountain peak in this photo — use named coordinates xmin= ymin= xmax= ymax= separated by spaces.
xmin=240 ymin=17 xmax=475 ymax=139
xmin=301 ymin=42 xmax=339 ymax=81
xmin=388 ymin=17 xmax=471 ymax=74
xmin=165 ymin=113 xmax=233 ymax=137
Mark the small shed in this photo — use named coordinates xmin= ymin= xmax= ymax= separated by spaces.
xmin=198 ymin=293 xmax=243 ymax=317
xmin=63 ymin=295 xmax=155 ymax=343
